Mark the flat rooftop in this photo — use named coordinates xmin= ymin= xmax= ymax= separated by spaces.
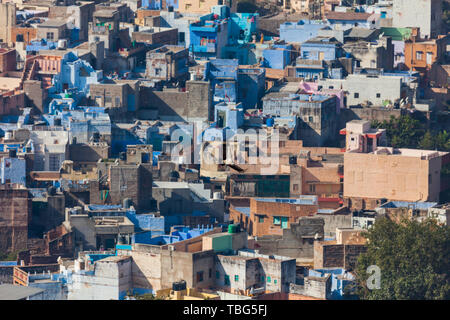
xmin=372 ymin=147 xmax=448 ymax=159
xmin=0 ymin=284 xmax=44 ymax=300
xmin=38 ymin=19 xmax=67 ymax=28
xmin=255 ymin=196 xmax=318 ymax=206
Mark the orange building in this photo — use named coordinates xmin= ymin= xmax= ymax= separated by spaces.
xmin=404 ymin=33 xmax=448 ymax=74
xmin=342 ymin=120 xmax=450 ymax=208
xmin=10 ymin=27 xmax=38 ymax=45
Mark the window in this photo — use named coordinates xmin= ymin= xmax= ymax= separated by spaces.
xmin=224 ymin=275 xmax=230 ymax=285
xmin=260 ymin=275 xmax=265 ymax=282
xmin=209 ymin=268 xmax=212 ymax=279
xmin=267 ymin=276 xmax=271 ymax=283
xmin=216 ymin=271 xmax=220 ymax=279
xmin=376 ymin=93 xmax=381 ymax=98
xmin=329 ymin=86 xmax=334 ymax=89
xmin=234 ymin=275 xmax=239 ymax=282
xmin=274 ymin=279 xmax=277 ymax=284
xmin=416 ymin=51 xmax=423 ymax=60
xmin=196 ymin=271 xmax=204 ymax=282
xmin=46 ymin=32 xmax=54 ymax=40
xmin=309 ymin=184 xmax=316 ymax=193
xmin=354 ymin=93 xmax=359 ymax=98
xmin=273 ymin=216 xmax=281 ymax=225
xmin=308 ymin=116 xmax=313 ymax=122
xmin=293 ymin=184 xmax=299 ymax=191
xmin=258 ymin=216 xmax=264 ymax=223
xmin=179 ymin=32 xmax=185 ymax=43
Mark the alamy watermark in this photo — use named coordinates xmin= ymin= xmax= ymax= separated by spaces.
xmin=366 ymin=265 xmax=381 ymax=290
xmin=169 ymin=121 xmax=280 ymax=174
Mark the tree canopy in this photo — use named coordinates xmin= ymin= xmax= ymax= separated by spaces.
xmin=353 ymin=218 xmax=450 ymax=300
xmin=372 ymin=115 xmax=450 ymax=152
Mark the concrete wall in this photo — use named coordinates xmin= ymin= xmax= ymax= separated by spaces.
xmin=0 ymin=187 xmax=30 ymax=253
xmin=392 ymin=0 xmax=442 ymax=38
xmin=314 ymin=242 xmax=367 ymax=269
xmin=128 ymin=244 xmax=215 ymax=292
xmin=254 ymin=217 xmax=325 ymax=260
xmin=140 ymin=80 xmax=212 ymax=122
xmin=318 ymin=75 xmax=403 ymax=107
xmin=315 ymin=213 xmax=352 ymax=237
xmin=68 ymin=257 xmax=132 ymax=300
xmin=344 ymin=151 xmax=444 ymax=203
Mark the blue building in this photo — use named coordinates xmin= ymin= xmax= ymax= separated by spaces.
xmin=289 ymin=59 xmax=326 ymax=80
xmin=132 ymin=225 xmax=214 ymax=245
xmin=237 ymin=66 xmax=265 ymax=109
xmin=50 ymin=52 xmax=102 ymax=99
xmin=26 ymin=39 xmax=57 ymax=53
xmin=206 ymin=59 xmax=239 ymax=104
xmin=308 ymin=268 xmax=356 ymax=300
xmin=326 ymin=11 xmax=375 ymax=30
xmin=280 ymin=20 xmax=330 ymax=43
xmin=189 ymin=16 xmax=229 ymax=60
xmin=263 ymin=44 xmax=292 ymax=69
xmin=229 ymin=12 xmax=258 ymax=44
xmin=300 ymin=36 xmax=344 ymax=61
xmin=214 ymin=102 xmax=244 ymax=130
xmin=1 ymin=156 xmax=26 ymax=186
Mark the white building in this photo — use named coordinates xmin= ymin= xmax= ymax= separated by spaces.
xmin=30 ymin=130 xmax=69 ymax=171
xmin=392 ymin=0 xmax=443 ymax=39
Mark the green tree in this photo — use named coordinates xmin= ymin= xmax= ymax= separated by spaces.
xmin=353 ymin=218 xmax=450 ymax=300
xmin=435 ymin=130 xmax=450 ymax=151
xmin=373 ymin=115 xmax=450 ymax=152
xmin=419 ymin=131 xmax=436 ymax=150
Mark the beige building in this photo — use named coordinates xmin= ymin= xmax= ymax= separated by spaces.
xmin=343 ymin=120 xmax=449 ymax=206
xmin=0 ymin=2 xmax=16 ymax=45
xmin=178 ymin=0 xmax=237 ymax=14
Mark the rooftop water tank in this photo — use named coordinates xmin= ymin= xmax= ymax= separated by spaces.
xmin=58 ymin=39 xmax=67 ymax=49
xmin=213 ymin=192 xmax=223 ymax=200
xmin=228 ymin=224 xmax=239 ymax=234
xmin=172 ymin=280 xmax=186 ymax=291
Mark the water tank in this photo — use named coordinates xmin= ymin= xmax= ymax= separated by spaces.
xmin=213 ymin=192 xmax=223 ymax=200
xmin=8 ymin=149 xmax=17 ymax=158
xmin=266 ymin=117 xmax=274 ymax=127
xmin=172 ymin=280 xmax=186 ymax=291
xmin=123 ymin=198 xmax=132 ymax=209
xmin=228 ymin=224 xmax=239 ymax=234
xmin=58 ymin=39 xmax=67 ymax=49
xmin=47 ymin=186 xmax=56 ymax=196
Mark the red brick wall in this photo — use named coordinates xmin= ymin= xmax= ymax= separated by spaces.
xmin=250 ymin=199 xmax=318 ymax=237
